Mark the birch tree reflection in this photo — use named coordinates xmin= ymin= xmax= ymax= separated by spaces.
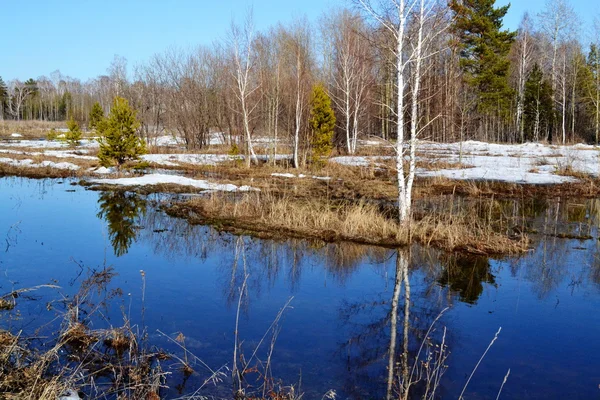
xmin=339 ymin=248 xmax=448 ymax=399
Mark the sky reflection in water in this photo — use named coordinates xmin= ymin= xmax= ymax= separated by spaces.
xmin=0 ymin=177 xmax=599 ymax=399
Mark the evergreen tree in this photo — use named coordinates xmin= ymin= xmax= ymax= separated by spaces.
xmin=65 ymin=115 xmax=82 ymax=147
xmin=450 ymin=0 xmax=517 ymax=113
xmin=309 ymin=84 xmax=336 ymax=167
xmin=523 ymin=63 xmax=554 ymax=141
xmin=97 ymin=96 xmax=146 ymax=168
xmin=89 ymin=102 xmax=104 ymax=130
xmin=0 ymin=77 xmax=7 ymax=118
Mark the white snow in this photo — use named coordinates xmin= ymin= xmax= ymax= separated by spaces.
xmin=331 ymin=156 xmax=392 ymax=167
xmin=270 ymin=172 xmax=331 ymax=181
xmin=331 ymin=141 xmax=600 ymax=184
xmin=0 ymin=157 xmax=80 ymax=170
xmin=271 ymin=173 xmax=296 ymax=178
xmin=89 ymin=173 xmax=257 ymax=192
xmin=89 ymin=166 xmax=115 ymax=175
xmin=414 ymin=141 xmax=596 ymax=184
xmin=0 ymin=139 xmax=65 ymax=149
xmin=142 ymin=153 xmax=239 ymax=166
xmin=10 ymin=133 xmax=22 ymax=138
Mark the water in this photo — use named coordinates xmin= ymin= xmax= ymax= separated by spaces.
xmin=1 ymin=176 xmax=599 ymax=399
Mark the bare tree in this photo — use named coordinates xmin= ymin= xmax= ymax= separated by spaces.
xmin=280 ymin=20 xmax=313 ymax=169
xmin=326 ymin=9 xmax=374 ymax=154
xmin=229 ymin=13 xmax=260 ymax=167
xmin=538 ymin=0 xmax=577 ymax=142
xmin=7 ymin=80 xmax=36 ymax=121
xmin=514 ymin=13 xmax=535 ymax=142
xmin=356 ymin=0 xmax=440 ymax=223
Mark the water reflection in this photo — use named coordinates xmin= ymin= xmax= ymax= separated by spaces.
xmin=65 ymin=185 xmax=600 ymax=398
xmin=437 ymin=255 xmax=495 ymax=305
xmin=97 ymin=191 xmax=147 ymax=256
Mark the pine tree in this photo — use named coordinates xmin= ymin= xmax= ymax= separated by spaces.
xmin=0 ymin=77 xmax=7 ymax=119
xmin=89 ymin=102 xmax=104 ymax=130
xmin=309 ymin=84 xmax=336 ymax=167
xmin=523 ymin=64 xmax=554 ymax=141
xmin=65 ymin=115 xmax=82 ymax=147
xmin=97 ymin=96 xmax=146 ymax=168
xmin=450 ymin=0 xmax=517 ymax=113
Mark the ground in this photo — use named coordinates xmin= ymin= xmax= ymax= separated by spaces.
xmin=3 ymin=127 xmax=600 ymax=255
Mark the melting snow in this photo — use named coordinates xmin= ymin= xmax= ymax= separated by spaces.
xmin=89 ymin=173 xmax=257 ymax=192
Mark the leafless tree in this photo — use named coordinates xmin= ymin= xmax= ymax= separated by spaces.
xmin=229 ymin=13 xmax=260 ymax=167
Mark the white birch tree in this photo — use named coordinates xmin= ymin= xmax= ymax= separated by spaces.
xmin=356 ymin=0 xmax=437 ymax=223
xmin=229 ymin=13 xmax=260 ymax=167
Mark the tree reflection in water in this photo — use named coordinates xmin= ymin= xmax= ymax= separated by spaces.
xmin=97 ymin=191 xmax=147 ymax=257
xmin=437 ymin=255 xmax=496 ymax=305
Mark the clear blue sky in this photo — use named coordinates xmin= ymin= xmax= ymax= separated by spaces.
xmin=1 ymin=0 xmax=596 ymax=82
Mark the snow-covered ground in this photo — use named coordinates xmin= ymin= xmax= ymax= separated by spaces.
xmin=271 ymin=172 xmax=331 ymax=181
xmin=89 ymin=174 xmax=257 ymax=192
xmin=332 ymin=141 xmax=600 ymax=184
xmin=4 ymin=137 xmax=600 ymax=185
xmin=0 ymin=157 xmax=80 ymax=170
xmin=142 ymin=153 xmax=237 ymax=167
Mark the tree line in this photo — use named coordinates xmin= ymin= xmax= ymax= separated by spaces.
xmin=1 ymin=0 xmax=599 ymax=154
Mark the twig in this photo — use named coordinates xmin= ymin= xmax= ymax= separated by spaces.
xmin=459 ymin=327 xmax=502 ymax=400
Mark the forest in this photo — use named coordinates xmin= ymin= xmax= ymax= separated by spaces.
xmin=1 ymin=0 xmax=598 ymax=150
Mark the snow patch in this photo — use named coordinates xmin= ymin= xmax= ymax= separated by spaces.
xmin=270 ymin=172 xmax=331 ymax=180
xmin=0 ymin=157 xmax=80 ymax=170
xmin=89 ymin=173 xmax=258 ymax=192
xmin=89 ymin=166 xmax=115 ymax=175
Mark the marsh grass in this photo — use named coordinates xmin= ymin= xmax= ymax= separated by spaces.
xmin=0 ymin=121 xmax=66 ymax=138
xmin=0 ymin=263 xmax=312 ymax=400
xmin=168 ymin=190 xmax=528 ymax=255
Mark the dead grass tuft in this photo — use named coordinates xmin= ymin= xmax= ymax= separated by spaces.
xmin=167 ymin=190 xmax=528 ymax=255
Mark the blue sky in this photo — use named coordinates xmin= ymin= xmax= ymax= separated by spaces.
xmin=1 ymin=0 xmax=596 ymax=82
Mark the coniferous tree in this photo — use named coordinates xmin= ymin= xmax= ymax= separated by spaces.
xmin=89 ymin=102 xmax=104 ymax=130
xmin=309 ymin=83 xmax=336 ymax=167
xmin=65 ymin=115 xmax=82 ymax=147
xmin=523 ymin=63 xmax=554 ymax=141
xmin=97 ymin=96 xmax=146 ymax=168
xmin=0 ymin=77 xmax=7 ymax=119
xmin=450 ymin=0 xmax=517 ymax=113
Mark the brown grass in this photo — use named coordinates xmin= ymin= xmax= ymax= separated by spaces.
xmin=167 ymin=191 xmax=528 ymax=255
xmin=0 ymin=120 xmax=66 ymax=138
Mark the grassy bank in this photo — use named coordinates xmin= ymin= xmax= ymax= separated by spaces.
xmin=166 ymin=191 xmax=528 ymax=255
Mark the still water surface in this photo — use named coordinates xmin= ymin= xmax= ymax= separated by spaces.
xmin=1 ymin=177 xmax=599 ymax=399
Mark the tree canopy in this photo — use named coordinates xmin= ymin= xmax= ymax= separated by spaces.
xmin=97 ymin=96 xmax=146 ymax=167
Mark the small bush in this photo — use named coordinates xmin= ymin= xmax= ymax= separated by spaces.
xmin=65 ymin=116 xmax=82 ymax=147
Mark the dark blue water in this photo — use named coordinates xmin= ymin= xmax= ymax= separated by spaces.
xmin=1 ymin=177 xmax=599 ymax=399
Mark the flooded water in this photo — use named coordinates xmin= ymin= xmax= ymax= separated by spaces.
xmin=1 ymin=176 xmax=599 ymax=399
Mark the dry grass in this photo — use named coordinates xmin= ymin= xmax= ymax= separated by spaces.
xmin=0 ymin=268 xmax=166 ymax=399
xmin=167 ymin=191 xmax=528 ymax=255
xmin=0 ymin=162 xmax=88 ymax=179
xmin=0 ymin=120 xmax=66 ymax=138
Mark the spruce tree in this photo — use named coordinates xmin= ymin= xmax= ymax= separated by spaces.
xmin=97 ymin=96 xmax=146 ymax=168
xmin=523 ymin=64 xmax=554 ymax=141
xmin=0 ymin=77 xmax=7 ymax=118
xmin=65 ymin=115 xmax=82 ymax=147
xmin=450 ymin=0 xmax=516 ymax=113
xmin=89 ymin=102 xmax=104 ymax=130
xmin=309 ymin=84 xmax=336 ymax=167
